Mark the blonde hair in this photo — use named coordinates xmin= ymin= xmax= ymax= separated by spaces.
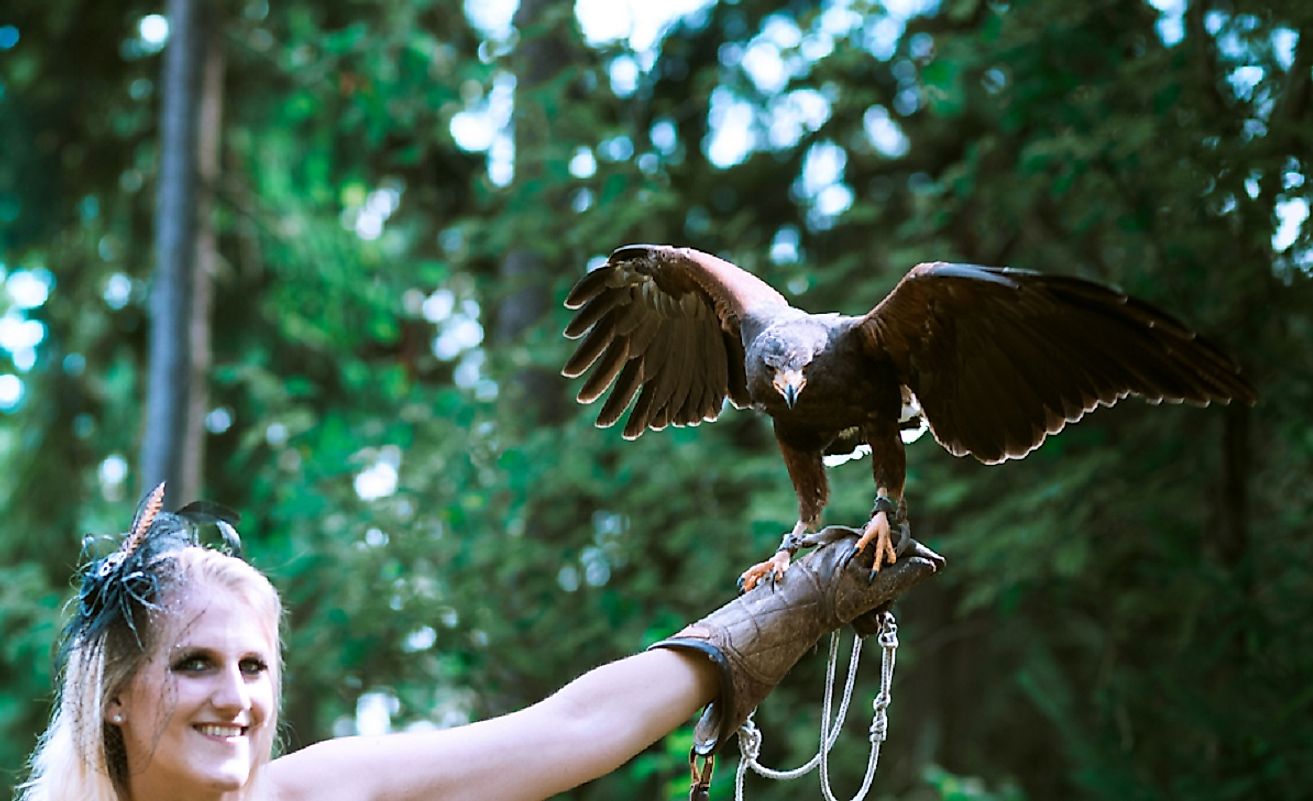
xmin=18 ymin=546 xmax=283 ymax=801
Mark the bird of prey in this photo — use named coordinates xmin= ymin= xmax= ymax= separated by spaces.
xmin=560 ymin=245 xmax=1257 ymax=590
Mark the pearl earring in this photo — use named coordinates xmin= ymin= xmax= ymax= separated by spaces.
xmin=111 ymin=714 xmax=124 ymax=724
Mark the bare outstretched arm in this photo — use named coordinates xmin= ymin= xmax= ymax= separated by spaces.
xmin=268 ymin=648 xmax=717 ymax=801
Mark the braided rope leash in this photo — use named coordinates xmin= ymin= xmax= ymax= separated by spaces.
xmin=733 ymin=611 xmax=899 ymax=801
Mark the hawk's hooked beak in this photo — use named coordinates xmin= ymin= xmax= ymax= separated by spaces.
xmin=773 ymin=369 xmax=806 ymax=409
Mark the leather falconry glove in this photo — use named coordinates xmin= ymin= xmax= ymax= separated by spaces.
xmin=652 ymin=525 xmax=944 ymax=756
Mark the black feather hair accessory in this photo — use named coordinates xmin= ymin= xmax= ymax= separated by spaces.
xmin=63 ymin=482 xmax=243 ymax=657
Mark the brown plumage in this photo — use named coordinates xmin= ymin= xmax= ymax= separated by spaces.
xmin=561 ymin=245 xmax=1258 ymax=588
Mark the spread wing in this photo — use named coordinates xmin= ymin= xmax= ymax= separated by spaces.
xmin=562 ymin=244 xmax=790 ymax=439
xmin=857 ymin=262 xmax=1257 ymax=463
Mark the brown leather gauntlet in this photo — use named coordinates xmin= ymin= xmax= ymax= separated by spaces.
xmin=650 ymin=527 xmax=944 ymax=755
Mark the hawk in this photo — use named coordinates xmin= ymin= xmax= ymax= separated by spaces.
xmin=561 ymin=245 xmax=1257 ymax=589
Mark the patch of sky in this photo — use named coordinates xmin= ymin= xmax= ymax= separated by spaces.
xmin=355 ymin=445 xmax=402 ymax=501
xmin=863 ymin=16 xmax=904 ymax=61
xmin=469 ymin=0 xmax=717 ymax=74
xmin=1273 ymin=196 xmax=1310 ymax=275
xmin=569 ymin=147 xmax=597 ymax=179
xmin=1273 ymin=197 xmax=1307 ymax=250
xmin=205 ymin=407 xmax=233 ymax=435
xmin=1283 ymin=163 xmax=1305 ymax=191
xmin=765 ymin=89 xmax=831 ymax=150
xmin=770 ymin=225 xmax=802 ymax=265
xmin=139 ymin=14 xmax=169 ymax=48
xmin=651 ymin=119 xmax=678 ymax=154
xmin=99 ymin=454 xmax=129 ymax=499
xmin=1272 ymin=28 xmax=1298 ymax=71
xmin=430 ymin=294 xmax=484 ymax=361
xmin=743 ymin=39 xmax=790 ymax=94
xmin=464 ymin=0 xmax=514 ymax=40
xmin=104 ymin=273 xmax=133 ymax=309
xmin=1146 ymin=0 xmax=1185 ymax=47
xmin=885 ymin=0 xmax=942 ymax=17
xmin=864 ymin=105 xmax=910 ymax=157
xmin=575 ymin=0 xmax=715 ymax=52
xmin=488 ymin=132 xmax=514 ymax=186
xmin=799 ymin=141 xmax=847 ymax=197
xmin=1275 ymin=200 xmax=1312 ymax=276
xmin=454 ymin=349 xmax=486 ymax=390
xmin=450 ymin=98 xmax=495 ymax=151
xmin=0 ymin=374 xmax=22 ymax=412
xmin=557 ymin=564 xmax=580 ymax=592
xmin=342 ymin=181 xmax=403 ymax=242
xmin=403 ymin=626 xmax=437 ymax=653
xmin=123 ymin=13 xmax=169 ymax=59
xmin=1228 ymin=65 xmax=1264 ymax=101
xmin=265 ymin=422 xmax=289 ymax=447
xmin=0 ymin=313 xmax=45 ymax=368
xmin=5 ymin=267 xmax=52 ymax=309
xmin=580 ymin=545 xmax=612 ymax=586
xmin=1244 ymin=173 xmax=1261 ymax=199
xmin=422 ymin=288 xmax=456 ymax=323
xmin=448 ymin=72 xmax=516 ymax=186
xmin=796 ymin=141 xmax=853 ymax=230
xmin=572 ymin=188 xmax=594 ymax=213
xmin=353 ymin=691 xmax=399 ymax=736
xmin=598 ymin=135 xmax=634 ymax=162
xmin=608 ymin=55 xmax=640 ymax=96
xmin=704 ymin=87 xmax=757 ymax=168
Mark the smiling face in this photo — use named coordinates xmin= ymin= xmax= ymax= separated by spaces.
xmin=107 ymin=586 xmax=277 ymax=801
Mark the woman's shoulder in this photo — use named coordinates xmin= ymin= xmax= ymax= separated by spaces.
xmin=263 ymin=735 xmax=399 ymax=801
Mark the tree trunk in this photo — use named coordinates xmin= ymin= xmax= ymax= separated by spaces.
xmin=141 ymin=0 xmax=221 ymax=505
xmin=493 ymin=0 xmax=573 ymax=426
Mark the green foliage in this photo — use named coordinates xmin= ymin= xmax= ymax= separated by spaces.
xmin=3 ymin=0 xmax=1313 ymax=799
xmin=924 ymin=764 xmax=1026 ymax=801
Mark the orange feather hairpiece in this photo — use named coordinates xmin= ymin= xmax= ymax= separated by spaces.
xmin=121 ymin=481 xmax=167 ymax=559
xmin=59 ymin=482 xmax=243 ymax=661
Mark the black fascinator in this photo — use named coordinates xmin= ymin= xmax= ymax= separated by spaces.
xmin=63 ymin=482 xmax=243 ymax=658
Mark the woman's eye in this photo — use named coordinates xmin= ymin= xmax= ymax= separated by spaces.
xmin=240 ymin=658 xmax=269 ymax=676
xmin=172 ymin=656 xmax=211 ymax=673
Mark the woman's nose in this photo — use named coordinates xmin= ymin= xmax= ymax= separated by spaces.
xmin=209 ymin=664 xmax=251 ymax=713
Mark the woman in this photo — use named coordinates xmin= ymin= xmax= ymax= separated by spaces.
xmin=18 ymin=484 xmax=940 ymax=801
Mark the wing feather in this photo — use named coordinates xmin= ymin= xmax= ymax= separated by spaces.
xmin=860 ymin=262 xmax=1256 ymax=462
xmin=561 ymin=318 xmax=614 ymax=378
xmin=596 ymin=358 xmax=645 ymax=428
xmin=624 ymin=382 xmax=659 ymax=439
xmin=576 ymin=338 xmax=630 ymax=404
xmin=563 ymin=290 xmax=625 ymax=339
xmin=562 ymin=245 xmax=791 ymax=438
xmin=724 ymin=331 xmax=751 ymax=408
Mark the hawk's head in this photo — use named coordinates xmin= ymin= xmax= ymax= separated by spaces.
xmin=757 ymin=322 xmax=828 ymax=410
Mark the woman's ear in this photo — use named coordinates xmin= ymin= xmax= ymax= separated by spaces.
xmin=105 ymin=697 xmax=125 ymax=726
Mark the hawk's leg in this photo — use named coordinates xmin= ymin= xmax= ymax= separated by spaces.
xmin=736 ymin=523 xmax=807 ymax=593
xmin=853 ymin=428 xmax=908 ymax=578
xmin=853 ymin=496 xmax=906 ymax=578
xmin=738 ymin=436 xmax=828 ymax=592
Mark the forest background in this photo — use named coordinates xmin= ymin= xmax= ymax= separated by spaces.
xmin=2 ymin=0 xmax=1311 ymax=799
